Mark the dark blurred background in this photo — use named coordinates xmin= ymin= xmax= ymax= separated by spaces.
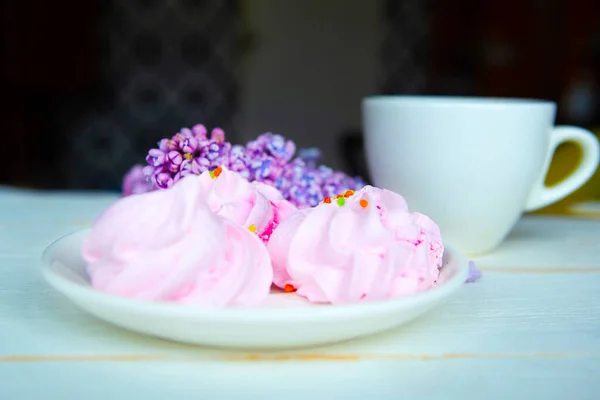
xmin=2 ymin=0 xmax=599 ymax=195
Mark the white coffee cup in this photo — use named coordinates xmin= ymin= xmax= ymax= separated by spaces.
xmin=362 ymin=96 xmax=600 ymax=255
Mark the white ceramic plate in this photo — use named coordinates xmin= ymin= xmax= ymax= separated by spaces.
xmin=41 ymin=229 xmax=469 ymax=349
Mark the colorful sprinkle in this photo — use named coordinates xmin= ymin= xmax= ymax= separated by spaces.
xmin=336 ymin=197 xmax=345 ymax=206
xmin=213 ymin=166 xmax=223 ymax=177
xmin=284 ymin=284 xmax=296 ymax=293
xmin=344 ymin=190 xmax=354 ymax=198
xmin=323 ymin=197 xmax=332 ymax=204
xmin=248 ymin=224 xmax=257 ymax=233
xmin=209 ymin=171 xmax=215 ymax=179
xmin=359 ymin=199 xmax=369 ymax=208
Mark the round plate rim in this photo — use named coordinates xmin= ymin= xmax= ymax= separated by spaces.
xmin=41 ymin=229 xmax=469 ymax=323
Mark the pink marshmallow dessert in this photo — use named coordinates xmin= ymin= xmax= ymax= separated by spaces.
xmin=82 ymin=165 xmax=447 ymax=308
xmin=192 ymin=166 xmax=297 ymax=243
xmin=81 ymin=170 xmax=283 ymax=308
xmin=267 ymin=186 xmax=444 ymax=304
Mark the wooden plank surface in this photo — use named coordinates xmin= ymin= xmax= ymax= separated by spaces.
xmin=1 ymin=190 xmax=599 ymax=399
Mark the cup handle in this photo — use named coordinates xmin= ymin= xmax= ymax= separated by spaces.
xmin=525 ymin=126 xmax=600 ymax=212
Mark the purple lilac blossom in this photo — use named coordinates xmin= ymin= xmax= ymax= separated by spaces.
xmin=122 ymin=165 xmax=153 ymax=196
xmin=466 ymin=261 xmax=482 ymax=283
xmin=121 ymin=125 xmax=366 ymax=208
xmin=297 ymin=147 xmax=322 ymax=167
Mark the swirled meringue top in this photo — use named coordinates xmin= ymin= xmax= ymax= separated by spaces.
xmin=193 ymin=166 xmax=297 ymax=242
xmin=81 ymin=176 xmax=273 ymax=307
xmin=267 ymin=186 xmax=444 ymax=304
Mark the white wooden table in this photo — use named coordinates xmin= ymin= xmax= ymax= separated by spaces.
xmin=1 ymin=188 xmax=599 ymax=399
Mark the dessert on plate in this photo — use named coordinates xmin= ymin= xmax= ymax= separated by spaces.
xmin=267 ymin=186 xmax=444 ymax=304
xmin=190 ymin=166 xmax=296 ymax=242
xmin=81 ymin=175 xmax=273 ymax=307
xmin=81 ymin=124 xmax=472 ymax=309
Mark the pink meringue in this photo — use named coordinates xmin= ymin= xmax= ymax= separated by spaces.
xmin=192 ymin=166 xmax=297 ymax=242
xmin=267 ymin=186 xmax=444 ymax=304
xmin=81 ymin=176 xmax=273 ymax=307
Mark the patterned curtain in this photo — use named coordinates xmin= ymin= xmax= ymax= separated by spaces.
xmin=61 ymin=0 xmax=242 ymax=190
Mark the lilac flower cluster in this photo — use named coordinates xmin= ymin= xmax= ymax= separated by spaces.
xmin=123 ymin=124 xmax=366 ymax=208
xmin=142 ymin=124 xmax=231 ymax=190
xmin=466 ymin=261 xmax=482 ymax=283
